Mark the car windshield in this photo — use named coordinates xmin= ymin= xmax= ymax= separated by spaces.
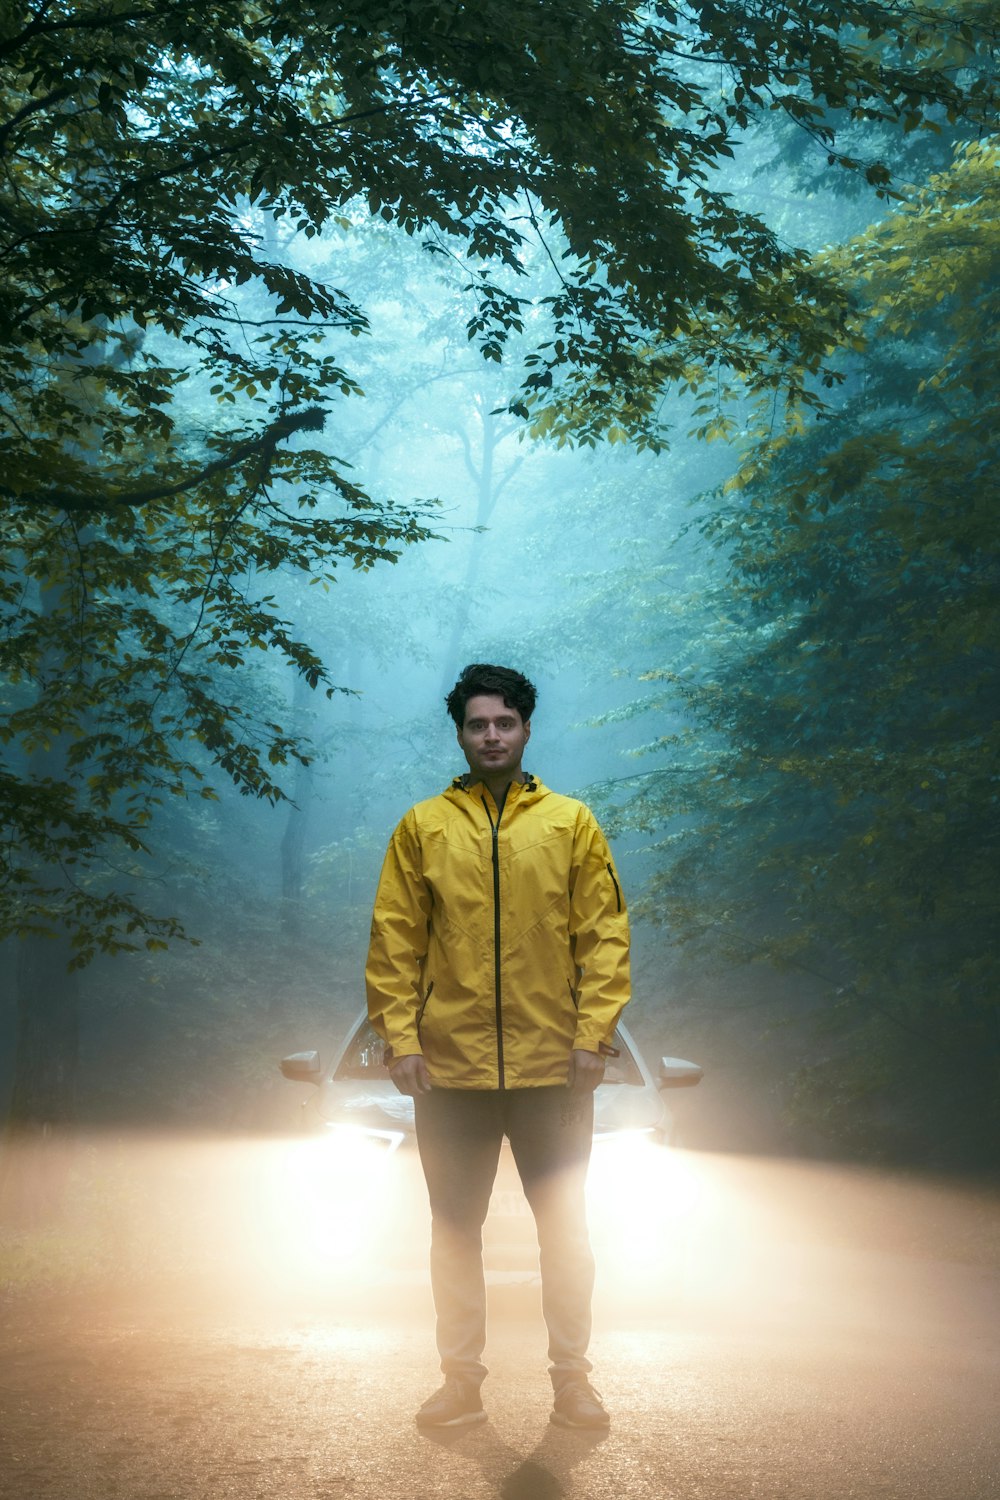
xmin=336 ymin=1022 xmax=389 ymax=1078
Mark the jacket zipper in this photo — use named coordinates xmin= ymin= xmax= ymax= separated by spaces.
xmin=483 ymin=797 xmax=505 ymax=1088
xmin=606 ymin=862 xmax=622 ymax=913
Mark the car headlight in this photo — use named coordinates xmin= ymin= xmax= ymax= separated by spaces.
xmin=323 ymin=1122 xmax=406 ymax=1156
xmin=254 ymin=1126 xmax=406 ymax=1279
xmin=587 ymin=1130 xmax=704 ymax=1271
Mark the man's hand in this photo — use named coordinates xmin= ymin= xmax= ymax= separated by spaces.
xmin=389 ymin=1054 xmax=431 ymax=1096
xmin=567 ymin=1048 xmax=605 ymax=1091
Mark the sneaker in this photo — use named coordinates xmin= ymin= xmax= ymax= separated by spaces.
xmin=415 ymin=1376 xmax=487 ymax=1428
xmin=550 ymin=1378 xmax=611 ymax=1429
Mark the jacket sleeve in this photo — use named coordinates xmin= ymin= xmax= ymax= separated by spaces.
xmin=567 ymin=807 xmax=631 ymax=1052
xmin=365 ymin=810 xmax=431 ymax=1061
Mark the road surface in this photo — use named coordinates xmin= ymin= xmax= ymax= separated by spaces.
xmin=0 ymin=1144 xmax=997 ymax=1499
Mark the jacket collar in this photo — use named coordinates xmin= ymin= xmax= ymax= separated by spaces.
xmin=449 ymin=771 xmax=541 ymax=799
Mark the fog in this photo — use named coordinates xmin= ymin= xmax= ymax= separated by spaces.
xmin=4 ymin=1128 xmax=996 ymax=1338
xmin=2 ymin=17 xmax=998 ymax=1493
xmin=1 ymin=215 xmax=756 ymax=1146
xmin=2 ymin=18 xmax=997 ymax=1189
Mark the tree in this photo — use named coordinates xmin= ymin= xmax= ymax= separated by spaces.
xmin=606 ymin=137 xmax=1000 ymax=1165
xmin=1 ymin=4 xmax=997 ymax=1144
xmin=3 ymin=0 xmax=997 ymax=955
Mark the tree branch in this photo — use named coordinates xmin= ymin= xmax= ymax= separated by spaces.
xmin=7 ymin=406 xmax=328 ymax=514
xmin=0 ymin=7 xmax=156 ymax=63
xmin=0 ymin=83 xmax=78 ymax=153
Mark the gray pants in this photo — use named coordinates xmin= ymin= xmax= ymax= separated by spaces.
xmin=414 ymin=1085 xmax=595 ymax=1389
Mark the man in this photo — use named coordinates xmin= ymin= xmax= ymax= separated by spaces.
xmin=366 ymin=663 xmax=630 ymax=1430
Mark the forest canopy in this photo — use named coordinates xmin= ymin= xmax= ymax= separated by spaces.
xmin=599 ymin=135 xmax=1000 ymax=1162
xmin=2 ymin=0 xmax=996 ymax=958
xmin=1 ymin=2 xmax=998 ymax=1163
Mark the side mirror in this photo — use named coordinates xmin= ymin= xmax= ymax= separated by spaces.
xmin=280 ymin=1050 xmax=322 ymax=1085
xmin=658 ymin=1056 xmax=703 ymax=1090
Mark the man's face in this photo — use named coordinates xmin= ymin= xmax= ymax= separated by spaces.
xmin=457 ymin=693 xmax=531 ymax=783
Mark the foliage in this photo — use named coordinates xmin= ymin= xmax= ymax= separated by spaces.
xmin=606 ymin=139 xmax=1000 ymax=1164
xmin=0 ymin=0 xmax=996 ymax=962
xmin=1 ymin=447 xmax=433 ymax=962
xmin=750 ymin=0 xmax=997 ymax=213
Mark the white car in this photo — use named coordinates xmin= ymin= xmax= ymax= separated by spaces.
xmin=275 ymin=1011 xmax=703 ymax=1289
xmin=280 ymin=1009 xmax=701 ymax=1146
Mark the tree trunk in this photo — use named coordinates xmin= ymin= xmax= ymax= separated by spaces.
xmin=440 ymin=396 xmax=497 ymax=684
xmin=0 ymin=932 xmax=80 ymax=1220
xmin=5 ymin=569 xmax=85 ymax=1145
xmin=279 ymin=758 xmax=314 ymax=935
xmin=279 ymin=670 xmax=315 ymax=941
xmin=8 ymin=934 xmax=80 ymax=1130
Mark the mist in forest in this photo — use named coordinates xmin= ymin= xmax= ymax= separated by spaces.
xmin=1 ymin=7 xmax=996 ymax=1195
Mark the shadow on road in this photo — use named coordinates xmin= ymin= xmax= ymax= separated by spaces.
xmin=421 ymin=1418 xmax=607 ymax=1500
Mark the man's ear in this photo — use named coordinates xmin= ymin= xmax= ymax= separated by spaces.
xmin=523 ymin=719 xmax=531 ymax=743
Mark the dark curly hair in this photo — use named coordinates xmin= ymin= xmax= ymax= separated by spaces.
xmin=445 ymin=663 xmax=537 ymax=728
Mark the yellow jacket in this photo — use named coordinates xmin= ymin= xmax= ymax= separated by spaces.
xmin=365 ymin=774 xmax=630 ymax=1089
